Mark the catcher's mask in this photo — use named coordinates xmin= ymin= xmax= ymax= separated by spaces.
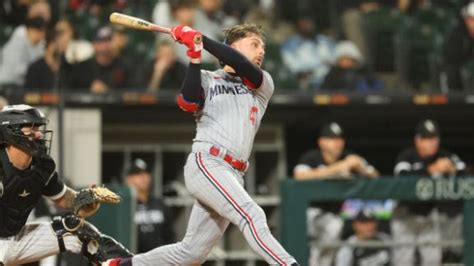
xmin=0 ymin=104 xmax=52 ymax=157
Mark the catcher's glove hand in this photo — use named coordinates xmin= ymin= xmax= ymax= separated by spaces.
xmin=74 ymin=186 xmax=121 ymax=218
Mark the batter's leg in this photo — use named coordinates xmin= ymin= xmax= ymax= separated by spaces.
xmin=133 ymin=199 xmax=229 ymax=265
xmin=2 ymin=222 xmax=82 ymax=265
xmin=191 ymin=152 xmax=297 ymax=265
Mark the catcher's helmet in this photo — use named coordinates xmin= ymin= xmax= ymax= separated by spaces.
xmin=0 ymin=104 xmax=52 ymax=157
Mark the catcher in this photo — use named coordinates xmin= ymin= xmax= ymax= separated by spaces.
xmin=0 ymin=104 xmax=132 ymax=265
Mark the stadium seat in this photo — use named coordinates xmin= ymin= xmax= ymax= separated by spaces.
xmin=363 ymin=7 xmax=406 ymax=72
xmin=126 ymin=29 xmax=156 ymax=60
xmin=264 ymin=42 xmax=299 ymax=90
xmin=395 ymin=18 xmax=444 ymax=90
xmin=71 ymin=10 xmax=101 ymax=40
xmin=413 ymin=6 xmax=457 ymax=34
xmin=461 ymin=60 xmax=474 ymax=91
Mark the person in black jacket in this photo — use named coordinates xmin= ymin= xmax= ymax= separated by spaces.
xmin=135 ymin=40 xmax=187 ymax=92
xmin=392 ymin=119 xmax=467 ymax=266
xmin=443 ymin=1 xmax=474 ymax=90
xmin=66 ymin=26 xmax=133 ymax=92
xmin=124 ymin=158 xmax=175 ymax=253
xmin=24 ymin=30 xmax=59 ymax=90
xmin=294 ymin=122 xmax=379 ymax=266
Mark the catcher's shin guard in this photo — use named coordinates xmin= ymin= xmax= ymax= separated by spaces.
xmin=51 ymin=214 xmax=84 ymax=253
xmin=51 ymin=214 xmax=133 ymax=264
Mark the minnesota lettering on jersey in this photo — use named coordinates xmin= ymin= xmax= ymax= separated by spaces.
xmin=209 ymin=83 xmax=251 ymax=101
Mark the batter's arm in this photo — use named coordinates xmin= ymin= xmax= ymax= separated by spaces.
xmin=177 ymin=58 xmax=204 ymax=112
xmin=202 ymin=36 xmax=263 ymax=89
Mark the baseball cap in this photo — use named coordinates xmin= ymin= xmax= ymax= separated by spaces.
xmin=354 ymin=210 xmax=376 ymax=222
xmin=334 ymin=41 xmax=364 ymax=64
xmin=320 ymin=122 xmax=344 ymax=138
xmin=94 ymin=26 xmax=113 ymax=41
xmin=415 ymin=119 xmax=440 ymax=137
xmin=126 ymin=158 xmax=148 ymax=176
xmin=462 ymin=2 xmax=474 ymax=17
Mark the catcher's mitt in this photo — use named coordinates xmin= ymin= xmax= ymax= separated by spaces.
xmin=74 ymin=186 xmax=121 ymax=218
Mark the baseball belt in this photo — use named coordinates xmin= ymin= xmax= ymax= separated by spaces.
xmin=209 ymin=146 xmax=248 ymax=172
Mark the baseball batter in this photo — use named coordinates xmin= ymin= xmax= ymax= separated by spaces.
xmin=105 ymin=24 xmax=298 ymax=265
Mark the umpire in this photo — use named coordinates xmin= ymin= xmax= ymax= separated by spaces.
xmin=392 ymin=119 xmax=467 ymax=266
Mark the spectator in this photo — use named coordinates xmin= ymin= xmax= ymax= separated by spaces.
xmin=174 ymin=0 xmax=226 ymax=64
xmin=0 ymin=16 xmax=47 ymax=88
xmin=392 ymin=119 xmax=467 ymax=266
xmin=339 ymin=1 xmax=386 ymax=61
xmin=110 ymin=26 xmax=129 ymax=58
xmin=321 ymin=41 xmax=383 ymax=92
xmin=222 ymin=0 xmax=253 ymax=23
xmin=44 ymin=18 xmax=95 ymax=91
xmin=171 ymin=0 xmax=196 ymax=26
xmin=67 ymin=26 xmax=132 ymax=92
xmin=136 ymin=40 xmax=187 ymax=92
xmin=195 ymin=0 xmax=230 ymax=37
xmin=124 ymin=158 xmax=175 ymax=253
xmin=56 ymin=18 xmax=94 ymax=65
xmin=443 ymin=1 xmax=474 ymax=90
xmin=154 ymin=0 xmax=208 ymax=65
xmin=244 ymin=0 xmax=294 ymax=44
xmin=0 ymin=0 xmax=30 ymax=26
xmin=281 ymin=16 xmax=336 ymax=90
xmin=0 ymin=0 xmax=51 ymax=26
xmin=294 ymin=122 xmax=379 ymax=266
xmin=152 ymin=0 xmax=178 ymax=29
xmin=294 ymin=122 xmax=379 ymax=180
xmin=336 ymin=211 xmax=391 ymax=266
xmin=24 ymin=18 xmax=87 ymax=91
xmin=26 ymin=0 xmax=51 ymax=24
xmin=336 ymin=210 xmax=391 ymax=266
xmin=24 ymin=31 xmax=60 ymax=90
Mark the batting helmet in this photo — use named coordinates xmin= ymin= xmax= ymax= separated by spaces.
xmin=0 ymin=104 xmax=52 ymax=157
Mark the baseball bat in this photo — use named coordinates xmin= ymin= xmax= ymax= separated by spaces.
xmin=109 ymin=12 xmax=171 ymax=34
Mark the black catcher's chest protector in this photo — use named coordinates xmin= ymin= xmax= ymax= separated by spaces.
xmin=0 ymin=148 xmax=56 ymax=237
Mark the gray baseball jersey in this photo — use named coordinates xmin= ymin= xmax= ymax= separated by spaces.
xmin=194 ymin=69 xmax=274 ymax=160
xmin=132 ymin=68 xmax=298 ymax=265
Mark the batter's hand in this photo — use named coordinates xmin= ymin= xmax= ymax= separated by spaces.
xmin=170 ymin=24 xmax=203 ymax=59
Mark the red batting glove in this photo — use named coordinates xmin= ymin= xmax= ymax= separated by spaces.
xmin=102 ymin=258 xmax=131 ymax=266
xmin=170 ymin=24 xmax=202 ymax=59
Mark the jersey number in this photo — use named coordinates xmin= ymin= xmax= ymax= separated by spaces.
xmin=250 ymin=106 xmax=258 ymax=126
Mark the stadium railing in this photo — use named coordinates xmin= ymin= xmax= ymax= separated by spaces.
xmin=280 ymin=177 xmax=474 ymax=266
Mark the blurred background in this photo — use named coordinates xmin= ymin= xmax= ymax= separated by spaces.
xmin=2 ymin=0 xmax=474 ymax=265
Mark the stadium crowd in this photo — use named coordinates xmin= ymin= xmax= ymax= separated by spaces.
xmin=0 ymin=0 xmax=474 ymax=93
